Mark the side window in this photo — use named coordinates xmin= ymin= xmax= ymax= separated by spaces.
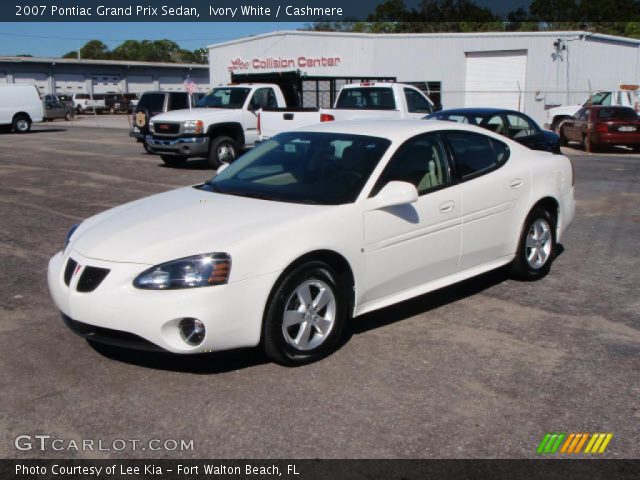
xmin=169 ymin=93 xmax=188 ymax=110
xmin=446 ymin=132 xmax=509 ymax=180
xmin=404 ymin=88 xmax=432 ymax=114
xmin=482 ymin=114 xmax=506 ymax=134
xmin=250 ymin=88 xmax=276 ymax=109
xmin=574 ymin=108 xmax=586 ymax=120
xmin=506 ymin=114 xmax=538 ymax=138
xmin=371 ymin=133 xmax=449 ymax=196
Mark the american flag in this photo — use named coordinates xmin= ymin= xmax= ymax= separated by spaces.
xmin=184 ymin=77 xmax=197 ymax=94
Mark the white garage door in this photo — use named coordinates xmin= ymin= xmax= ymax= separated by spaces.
xmin=14 ymin=72 xmax=48 ymax=94
xmin=127 ymin=75 xmax=154 ymax=93
xmin=465 ymin=50 xmax=527 ymax=111
xmin=92 ymin=74 xmax=122 ymax=94
xmin=55 ymin=73 xmax=85 ymax=93
xmin=159 ymin=76 xmax=185 ymax=92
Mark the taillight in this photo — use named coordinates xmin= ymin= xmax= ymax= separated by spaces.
xmin=320 ymin=113 xmax=335 ymax=122
xmin=595 ymin=123 xmax=609 ymax=133
xmin=257 ymin=113 xmax=261 ymax=135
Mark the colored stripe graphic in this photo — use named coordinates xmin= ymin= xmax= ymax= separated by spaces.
xmin=538 ymin=433 xmax=613 ymax=454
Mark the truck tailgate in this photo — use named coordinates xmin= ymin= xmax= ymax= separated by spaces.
xmin=259 ymin=109 xmax=323 ymax=139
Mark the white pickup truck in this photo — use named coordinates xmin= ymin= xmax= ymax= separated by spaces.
xmin=545 ymin=88 xmax=640 ymax=132
xmin=146 ymin=83 xmax=287 ymax=168
xmin=258 ymin=82 xmax=435 ymax=141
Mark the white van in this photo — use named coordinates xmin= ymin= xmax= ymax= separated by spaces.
xmin=0 ymin=84 xmax=45 ymax=133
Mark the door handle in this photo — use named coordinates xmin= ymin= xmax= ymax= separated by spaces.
xmin=510 ymin=178 xmax=524 ymax=189
xmin=439 ymin=201 xmax=454 ymax=213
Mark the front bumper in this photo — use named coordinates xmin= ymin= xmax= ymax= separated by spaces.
xmin=48 ymin=250 xmax=278 ymax=354
xmin=129 ymin=126 xmax=146 ymax=140
xmin=146 ymin=135 xmax=210 ymax=158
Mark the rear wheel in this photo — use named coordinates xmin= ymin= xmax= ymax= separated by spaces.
xmin=559 ymin=127 xmax=568 ymax=146
xmin=511 ymin=207 xmax=556 ymax=281
xmin=160 ymin=155 xmax=187 ymax=167
xmin=64 ymin=112 xmax=72 ymax=121
xmin=12 ymin=114 xmax=31 ymax=133
xmin=208 ymin=136 xmax=237 ymax=169
xmin=263 ymin=262 xmax=347 ymax=366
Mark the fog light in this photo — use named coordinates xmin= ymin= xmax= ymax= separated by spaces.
xmin=179 ymin=318 xmax=206 ymax=346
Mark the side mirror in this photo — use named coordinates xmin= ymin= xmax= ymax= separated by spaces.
xmin=366 ymin=181 xmax=418 ymax=211
xmin=216 ymin=162 xmax=230 ymax=174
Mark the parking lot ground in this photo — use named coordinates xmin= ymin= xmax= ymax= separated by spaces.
xmin=51 ymin=113 xmax=132 ymax=130
xmin=0 ymin=125 xmax=639 ymax=459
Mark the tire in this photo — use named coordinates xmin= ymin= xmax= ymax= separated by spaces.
xmin=64 ymin=112 xmax=72 ymax=121
xmin=143 ymin=141 xmax=152 ymax=154
xmin=511 ymin=207 xmax=556 ymax=281
xmin=12 ymin=114 xmax=31 ymax=133
xmin=160 ymin=155 xmax=187 ymax=167
xmin=208 ymin=136 xmax=237 ymax=169
xmin=263 ymin=261 xmax=348 ymax=366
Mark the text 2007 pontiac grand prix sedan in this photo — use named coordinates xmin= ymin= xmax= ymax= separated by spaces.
xmin=48 ymin=120 xmax=575 ymax=365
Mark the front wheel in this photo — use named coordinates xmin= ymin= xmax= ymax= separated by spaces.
xmin=511 ymin=207 xmax=556 ymax=281
xmin=263 ymin=262 xmax=348 ymax=366
xmin=208 ymin=136 xmax=237 ymax=169
xmin=12 ymin=114 xmax=31 ymax=133
xmin=160 ymin=155 xmax=187 ymax=167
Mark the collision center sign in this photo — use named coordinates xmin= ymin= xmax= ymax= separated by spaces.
xmin=228 ymin=56 xmax=342 ymax=72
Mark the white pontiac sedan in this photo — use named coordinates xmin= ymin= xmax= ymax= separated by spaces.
xmin=48 ymin=120 xmax=575 ymax=365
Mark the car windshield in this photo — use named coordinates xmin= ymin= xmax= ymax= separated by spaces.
xmin=201 ymin=132 xmax=391 ymax=205
xmin=197 ymin=88 xmax=250 ymax=109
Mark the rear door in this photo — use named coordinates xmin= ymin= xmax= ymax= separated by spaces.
xmin=505 ymin=112 xmax=547 ymax=150
xmin=444 ymin=131 xmax=528 ymax=270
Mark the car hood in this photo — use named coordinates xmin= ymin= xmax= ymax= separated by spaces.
xmin=72 ymin=186 xmax=325 ymax=265
xmin=151 ymin=108 xmax=239 ymax=123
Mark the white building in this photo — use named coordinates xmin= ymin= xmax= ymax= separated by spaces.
xmin=207 ymin=30 xmax=640 ymax=125
xmin=0 ymin=56 xmax=210 ymax=95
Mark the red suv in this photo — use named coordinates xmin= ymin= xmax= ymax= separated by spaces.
xmin=559 ymin=106 xmax=640 ymax=151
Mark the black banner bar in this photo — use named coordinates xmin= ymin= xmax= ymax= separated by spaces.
xmin=2 ymin=459 xmax=640 ymax=480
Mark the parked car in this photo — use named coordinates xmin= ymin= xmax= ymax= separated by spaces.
xmin=145 ymin=84 xmax=287 ymax=167
xmin=426 ymin=108 xmax=561 ymax=154
xmin=130 ymin=91 xmax=203 ymax=151
xmin=72 ymin=93 xmax=106 ymax=114
xmin=48 ymin=120 xmax=575 ymax=365
xmin=54 ymin=94 xmax=75 ymax=112
xmin=103 ymin=93 xmax=132 ymax=114
xmin=44 ymin=96 xmax=73 ymax=121
xmin=559 ymin=106 xmax=640 ymax=151
xmin=123 ymin=93 xmax=139 ymax=112
xmin=258 ymin=82 xmax=435 ymax=140
xmin=545 ymin=87 xmax=640 ymax=132
xmin=0 ymin=84 xmax=44 ymax=133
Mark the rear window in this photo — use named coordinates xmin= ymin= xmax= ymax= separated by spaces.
xmin=138 ymin=93 xmax=166 ymax=112
xmin=76 ymin=94 xmax=89 ymax=99
xmin=597 ymin=107 xmax=638 ymax=119
xmin=446 ymin=131 xmax=510 ymax=180
xmin=335 ymin=87 xmax=396 ymax=110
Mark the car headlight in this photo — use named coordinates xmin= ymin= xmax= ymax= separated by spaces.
xmin=64 ymin=223 xmax=80 ymax=251
xmin=133 ymin=253 xmax=231 ymax=290
xmin=183 ymin=120 xmax=204 ymax=134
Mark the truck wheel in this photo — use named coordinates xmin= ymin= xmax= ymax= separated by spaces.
xmin=64 ymin=112 xmax=72 ymax=121
xmin=12 ymin=114 xmax=31 ymax=133
xmin=208 ymin=136 xmax=237 ymax=169
xmin=161 ymin=155 xmax=187 ymax=167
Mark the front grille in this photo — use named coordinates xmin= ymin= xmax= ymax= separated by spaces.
xmin=153 ymin=122 xmax=180 ymax=135
xmin=61 ymin=314 xmax=164 ymax=352
xmin=63 ymin=258 xmax=78 ymax=286
xmin=76 ymin=266 xmax=110 ymax=292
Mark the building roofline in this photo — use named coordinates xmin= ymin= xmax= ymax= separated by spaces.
xmin=0 ymin=56 xmax=208 ymax=69
xmin=207 ymin=29 xmax=640 ymax=49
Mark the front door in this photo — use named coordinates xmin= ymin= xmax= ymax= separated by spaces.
xmin=362 ymin=132 xmax=462 ymax=303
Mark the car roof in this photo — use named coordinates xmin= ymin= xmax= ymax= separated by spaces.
xmin=295 ymin=118 xmax=511 ymax=142
xmin=433 ymin=107 xmax=526 ymax=116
